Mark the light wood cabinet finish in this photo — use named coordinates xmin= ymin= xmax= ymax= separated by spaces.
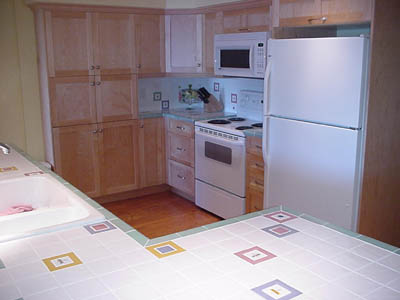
xmin=93 ymin=13 xmax=135 ymax=75
xmin=167 ymin=118 xmax=194 ymax=138
xmin=222 ymin=6 xmax=270 ymax=33
xmin=246 ymin=137 xmax=265 ymax=213
xmin=95 ymin=74 xmax=138 ymax=123
xmin=99 ymin=120 xmax=139 ymax=195
xmin=168 ymin=159 xmax=195 ymax=196
xmin=134 ymin=15 xmax=165 ymax=74
xmin=45 ymin=11 xmax=93 ymax=77
xmin=49 ymin=76 xmax=97 ymax=127
xmin=277 ymin=0 xmax=372 ymax=27
xmin=139 ymin=118 xmax=166 ymax=188
xmin=168 ymin=133 xmax=195 ymax=167
xmin=165 ymin=14 xmax=203 ymax=73
xmin=203 ymin=12 xmax=223 ymax=74
xmin=53 ymin=124 xmax=101 ymax=197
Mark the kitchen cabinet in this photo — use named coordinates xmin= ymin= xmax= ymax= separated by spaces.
xmin=134 ymin=15 xmax=165 ymax=74
xmin=166 ymin=118 xmax=195 ymax=198
xmin=277 ymin=0 xmax=372 ymax=27
xmin=138 ymin=118 xmax=166 ymax=188
xmin=165 ymin=14 xmax=203 ymax=73
xmin=45 ymin=11 xmax=135 ymax=77
xmin=49 ymin=74 xmax=138 ymax=126
xmin=53 ymin=120 xmax=139 ymax=197
xmin=246 ymin=137 xmax=264 ymax=213
xmin=222 ymin=6 xmax=270 ymax=33
xmin=203 ymin=12 xmax=223 ymax=74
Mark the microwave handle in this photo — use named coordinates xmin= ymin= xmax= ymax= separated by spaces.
xmin=249 ymin=45 xmax=254 ymax=72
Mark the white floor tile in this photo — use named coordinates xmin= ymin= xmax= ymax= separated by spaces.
xmin=24 ymin=287 xmax=70 ymax=300
xmin=16 ymin=273 xmax=59 ymax=297
xmin=301 ymin=224 xmax=340 ymax=241
xmin=387 ymin=277 xmax=400 ymax=292
xmin=103 ymin=238 xmax=142 ymax=256
xmin=284 ymin=269 xmax=328 ymax=292
xmin=179 ymin=263 xmax=224 ymax=284
xmin=149 ymin=271 xmax=192 ymax=296
xmin=243 ymin=216 xmax=277 ymax=229
xmin=29 ymin=234 xmax=63 ymax=248
xmin=87 ymin=292 xmax=119 ymax=300
xmin=53 ymin=265 xmax=93 ymax=286
xmin=8 ymin=260 xmax=48 ymax=281
xmin=255 ymin=257 xmax=301 ymax=278
xmin=166 ymin=286 xmax=217 ymax=300
xmin=303 ymin=239 xmax=345 ymax=259
xmin=64 ymin=278 xmax=109 ymax=300
xmin=283 ymin=218 xmax=317 ymax=231
xmin=330 ymin=251 xmax=371 ymax=271
xmin=0 ymin=241 xmax=39 ymax=268
xmin=197 ymin=276 xmax=248 ymax=300
xmin=173 ymin=234 xmax=211 ymax=250
xmin=118 ymin=249 xmax=156 ymax=267
xmin=283 ymin=249 xmax=322 ymax=267
xmin=357 ymin=263 xmax=400 ymax=285
xmin=223 ymin=222 xmax=258 ymax=235
xmin=306 ymin=259 xmax=351 ymax=281
xmin=259 ymin=238 xmax=299 ymax=255
xmin=310 ymin=283 xmax=364 ymax=300
xmin=114 ymin=281 xmax=161 ymax=300
xmin=0 ymin=269 xmax=12 ymax=286
xmin=227 ymin=289 xmax=267 ymax=300
xmin=210 ymin=254 xmax=254 ymax=274
xmin=99 ymin=267 xmax=141 ymax=290
xmin=197 ymin=228 xmax=235 ymax=243
xmin=283 ymin=232 xmax=320 ymax=248
xmin=58 ymin=227 xmax=91 ymax=241
xmin=65 ymin=236 xmax=103 ymax=251
xmin=378 ymin=253 xmax=400 ymax=271
xmin=133 ymin=261 xmax=174 ymax=280
xmin=325 ymin=233 xmax=363 ymax=249
xmin=364 ymin=287 xmax=400 ymax=300
xmin=0 ymin=283 xmax=21 ymax=300
xmin=95 ymin=230 xmax=130 ymax=244
xmin=161 ymin=251 xmax=203 ymax=270
xmin=216 ymin=237 xmax=254 ymax=252
xmin=334 ymin=272 xmax=382 ymax=296
xmin=34 ymin=241 xmax=71 ymax=259
xmin=72 ymin=244 xmax=112 ymax=264
xmin=227 ymin=268 xmax=275 ymax=289
xmin=241 ymin=230 xmax=277 ymax=244
xmin=86 ymin=256 xmax=126 ymax=276
xmin=352 ymin=243 xmax=392 ymax=261
xmin=189 ymin=243 xmax=227 ymax=261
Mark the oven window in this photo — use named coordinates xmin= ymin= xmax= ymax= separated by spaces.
xmin=220 ymin=49 xmax=250 ymax=69
xmin=205 ymin=141 xmax=232 ymax=165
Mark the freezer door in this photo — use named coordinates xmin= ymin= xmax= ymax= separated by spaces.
xmin=264 ymin=117 xmax=361 ymax=230
xmin=268 ymin=37 xmax=368 ymax=128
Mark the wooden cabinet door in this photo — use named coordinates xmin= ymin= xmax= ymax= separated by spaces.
xmin=49 ymin=76 xmax=97 ymax=127
xmin=95 ymin=74 xmax=138 ymax=123
xmin=138 ymin=118 xmax=166 ymax=188
xmin=134 ymin=15 xmax=165 ymax=74
xmin=321 ymin=0 xmax=373 ymax=25
xmin=53 ymin=124 xmax=101 ymax=197
xmin=168 ymin=160 xmax=195 ymax=196
xmin=222 ymin=9 xmax=245 ymax=33
xmin=98 ymin=120 xmax=139 ymax=195
xmin=93 ymin=13 xmax=135 ymax=75
xmin=203 ymin=12 xmax=223 ymax=74
xmin=223 ymin=7 xmax=270 ymax=33
xmin=166 ymin=15 xmax=203 ymax=73
xmin=279 ymin=0 xmax=322 ymax=27
xmin=45 ymin=11 xmax=94 ymax=77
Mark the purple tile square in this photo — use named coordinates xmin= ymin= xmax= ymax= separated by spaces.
xmin=235 ymin=246 xmax=276 ymax=265
xmin=262 ymin=225 xmax=298 ymax=238
xmin=264 ymin=211 xmax=297 ymax=223
xmin=84 ymin=221 xmax=116 ymax=234
xmin=156 ymin=245 xmax=175 ymax=254
xmin=252 ymin=279 xmax=302 ymax=300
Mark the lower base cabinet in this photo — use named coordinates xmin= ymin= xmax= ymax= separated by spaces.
xmin=53 ymin=120 xmax=140 ymax=197
xmin=246 ymin=137 xmax=265 ymax=213
xmin=168 ymin=159 xmax=194 ymax=196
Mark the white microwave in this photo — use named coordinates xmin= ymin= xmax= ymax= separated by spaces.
xmin=214 ymin=32 xmax=269 ymax=78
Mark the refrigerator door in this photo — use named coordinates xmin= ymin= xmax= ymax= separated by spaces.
xmin=268 ymin=37 xmax=368 ymax=128
xmin=264 ymin=117 xmax=361 ymax=230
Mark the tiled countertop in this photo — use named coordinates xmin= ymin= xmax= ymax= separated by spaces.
xmin=139 ymin=109 xmax=235 ymax=123
xmin=1 ymin=150 xmax=399 ymax=300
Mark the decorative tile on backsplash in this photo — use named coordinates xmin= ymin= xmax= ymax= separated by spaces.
xmin=153 ymin=91 xmax=162 ymax=101
xmin=262 ymin=225 xmax=299 ymax=238
xmin=161 ymin=100 xmax=169 ymax=110
xmin=84 ymin=221 xmax=116 ymax=234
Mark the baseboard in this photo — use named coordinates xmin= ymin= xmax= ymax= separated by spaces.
xmin=171 ymin=187 xmax=195 ymax=202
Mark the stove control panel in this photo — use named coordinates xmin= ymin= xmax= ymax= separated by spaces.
xmin=195 ymin=126 xmax=246 ymax=144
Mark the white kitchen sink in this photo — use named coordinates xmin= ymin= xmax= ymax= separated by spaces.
xmin=0 ymin=174 xmax=104 ymax=242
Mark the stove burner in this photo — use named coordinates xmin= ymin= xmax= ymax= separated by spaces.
xmin=236 ymin=126 xmax=253 ymax=130
xmin=208 ymin=119 xmax=231 ymax=124
xmin=252 ymin=123 xmax=263 ymax=128
xmin=228 ymin=117 xmax=246 ymax=122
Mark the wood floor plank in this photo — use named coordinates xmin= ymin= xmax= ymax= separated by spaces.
xmin=103 ymin=191 xmax=222 ymax=238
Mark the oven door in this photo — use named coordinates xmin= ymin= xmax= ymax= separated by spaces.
xmin=195 ymin=128 xmax=246 ymax=197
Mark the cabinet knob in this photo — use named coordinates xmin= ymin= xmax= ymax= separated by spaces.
xmin=176 ymin=147 xmax=186 ymax=152
xmin=238 ymin=28 xmax=250 ymax=32
xmin=177 ymin=174 xmax=185 ymax=180
xmin=92 ymin=129 xmax=98 ymax=134
xmin=98 ymin=128 xmax=103 ymax=133
xmin=90 ymin=82 xmax=95 ymax=86
xmin=176 ymin=126 xmax=185 ymax=131
xmin=96 ymin=81 xmax=101 ymax=85
xmin=90 ymin=65 xmax=95 ymax=70
xmin=197 ymin=63 xmax=201 ymax=67
xmin=95 ymin=65 xmax=101 ymax=69
xmin=137 ymin=64 xmax=141 ymax=69
xmin=308 ymin=16 xmax=327 ymax=24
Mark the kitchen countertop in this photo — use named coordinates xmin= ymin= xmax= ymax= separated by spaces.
xmin=0 ymin=148 xmax=399 ymax=300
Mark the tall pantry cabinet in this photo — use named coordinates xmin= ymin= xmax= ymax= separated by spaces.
xmin=36 ymin=8 xmax=164 ymax=198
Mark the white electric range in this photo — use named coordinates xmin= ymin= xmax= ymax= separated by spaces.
xmin=194 ymin=90 xmax=263 ymax=219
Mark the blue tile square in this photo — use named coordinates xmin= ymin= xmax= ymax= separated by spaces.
xmin=156 ymin=245 xmax=175 ymax=254
xmin=262 ymin=224 xmax=298 ymax=238
xmin=84 ymin=221 xmax=116 ymax=234
xmin=252 ymin=279 xmax=302 ymax=299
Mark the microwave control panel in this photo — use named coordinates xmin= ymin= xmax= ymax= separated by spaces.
xmin=255 ymin=42 xmax=266 ymax=75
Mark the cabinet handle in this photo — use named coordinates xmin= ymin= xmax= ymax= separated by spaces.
xmin=176 ymin=126 xmax=185 ymax=131
xmin=92 ymin=129 xmax=98 ymax=134
xmin=95 ymin=65 xmax=101 ymax=69
xmin=176 ymin=147 xmax=186 ymax=152
xmin=308 ymin=16 xmax=327 ymax=24
xmin=90 ymin=82 xmax=95 ymax=86
xmin=255 ymin=145 xmax=262 ymax=149
xmin=255 ymin=163 xmax=263 ymax=168
xmin=98 ymin=128 xmax=103 ymax=133
xmin=96 ymin=82 xmax=101 ymax=85
xmin=253 ymin=180 xmax=263 ymax=187
xmin=90 ymin=65 xmax=95 ymax=70
xmin=238 ymin=28 xmax=250 ymax=32
xmin=177 ymin=174 xmax=185 ymax=180
xmin=197 ymin=63 xmax=201 ymax=67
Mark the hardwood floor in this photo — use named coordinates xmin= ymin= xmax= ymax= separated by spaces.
xmin=103 ymin=191 xmax=222 ymax=238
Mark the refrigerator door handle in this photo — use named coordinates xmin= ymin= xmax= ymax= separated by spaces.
xmin=263 ymin=60 xmax=272 ymax=116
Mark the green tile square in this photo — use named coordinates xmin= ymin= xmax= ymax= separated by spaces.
xmin=127 ymin=230 xmax=148 ymax=246
xmin=357 ymin=235 xmax=398 ymax=252
xmin=176 ymin=226 xmax=207 ymax=237
xmin=204 ymin=218 xmax=239 ymax=230
xmin=147 ymin=233 xmax=181 ymax=246
xmin=111 ymin=219 xmax=134 ymax=232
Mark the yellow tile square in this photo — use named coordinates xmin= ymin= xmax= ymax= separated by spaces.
xmin=146 ymin=241 xmax=185 ymax=258
xmin=42 ymin=252 xmax=82 ymax=271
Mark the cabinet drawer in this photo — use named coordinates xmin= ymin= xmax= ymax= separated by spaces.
xmin=168 ymin=133 xmax=194 ymax=167
xmin=168 ymin=118 xmax=194 ymax=138
xmin=168 ymin=160 xmax=194 ymax=196
xmin=246 ymin=136 xmax=263 ymax=156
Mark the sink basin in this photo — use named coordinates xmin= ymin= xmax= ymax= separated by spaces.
xmin=0 ymin=174 xmax=104 ymax=242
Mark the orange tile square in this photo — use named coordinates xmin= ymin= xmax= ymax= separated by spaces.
xmin=42 ymin=252 xmax=82 ymax=271
xmin=146 ymin=241 xmax=185 ymax=258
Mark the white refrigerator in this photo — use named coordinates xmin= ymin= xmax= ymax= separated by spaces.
xmin=262 ymin=37 xmax=369 ymax=231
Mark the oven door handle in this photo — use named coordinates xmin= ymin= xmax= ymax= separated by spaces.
xmin=195 ymin=130 xmax=245 ymax=146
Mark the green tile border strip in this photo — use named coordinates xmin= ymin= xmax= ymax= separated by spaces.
xmin=110 ymin=219 xmax=134 ymax=233
xmin=175 ymin=226 xmax=208 ymax=237
xmin=146 ymin=233 xmax=181 ymax=246
xmin=0 ymin=259 xmax=5 ymax=269
xmin=324 ymin=222 xmax=360 ymax=238
xmin=127 ymin=230 xmax=149 ymax=246
xmin=357 ymin=235 xmax=399 ymax=252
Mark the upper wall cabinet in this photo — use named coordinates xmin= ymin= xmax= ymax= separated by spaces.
xmin=223 ymin=6 xmax=270 ymax=33
xmin=203 ymin=12 xmax=223 ymax=74
xmin=45 ymin=11 xmax=135 ymax=77
xmin=165 ymin=14 xmax=203 ymax=73
xmin=134 ymin=15 xmax=165 ymax=74
xmin=277 ymin=0 xmax=372 ymax=27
